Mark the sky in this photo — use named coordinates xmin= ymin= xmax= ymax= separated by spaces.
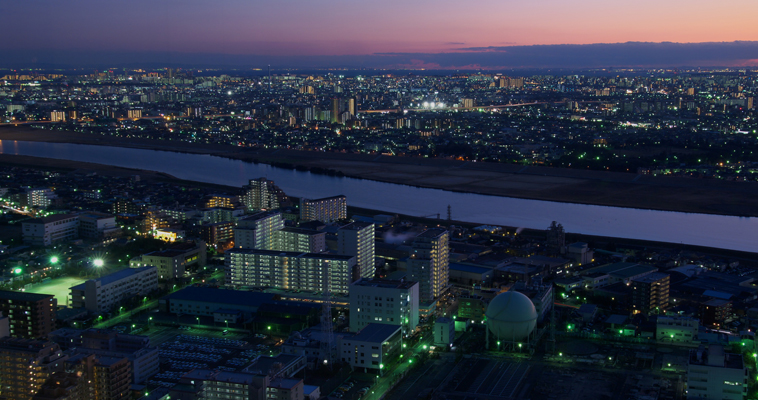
xmin=3 ymin=0 xmax=758 ymax=69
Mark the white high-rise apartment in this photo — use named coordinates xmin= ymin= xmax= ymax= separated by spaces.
xmin=234 ymin=211 xmax=285 ymax=250
xmin=243 ymin=178 xmax=286 ymax=211
xmin=338 ymin=222 xmax=375 ymax=280
xmin=407 ymin=228 xmax=449 ymax=303
xmin=225 ymin=249 xmax=355 ymax=294
xmin=300 ymin=195 xmax=346 ymax=223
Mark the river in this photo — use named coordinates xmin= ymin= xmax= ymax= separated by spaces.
xmin=1 ymin=140 xmax=756 ymax=252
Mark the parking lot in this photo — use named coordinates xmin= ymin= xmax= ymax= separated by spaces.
xmin=147 ymin=332 xmax=278 ymax=388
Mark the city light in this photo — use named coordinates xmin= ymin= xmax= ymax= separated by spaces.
xmin=93 ymin=259 xmax=104 ymax=267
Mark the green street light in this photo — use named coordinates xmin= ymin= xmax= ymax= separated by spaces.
xmin=93 ymin=259 xmax=104 ymax=267
xmin=13 ymin=267 xmax=22 ymax=274
xmin=50 ymin=256 xmax=59 ymax=264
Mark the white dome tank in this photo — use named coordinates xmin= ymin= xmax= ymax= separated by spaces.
xmin=485 ymin=291 xmax=538 ymax=341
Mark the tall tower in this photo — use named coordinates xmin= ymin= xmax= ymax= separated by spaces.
xmin=546 ymin=221 xmax=565 ymax=255
xmin=331 ymin=98 xmax=341 ymax=123
xmin=408 ymin=228 xmax=449 ymax=303
xmin=337 ymin=222 xmax=376 ymax=280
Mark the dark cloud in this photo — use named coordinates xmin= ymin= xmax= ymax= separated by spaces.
xmin=2 ymin=41 xmax=758 ymax=70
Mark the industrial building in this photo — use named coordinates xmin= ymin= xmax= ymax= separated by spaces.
xmin=349 ymin=278 xmax=419 ymax=336
xmin=687 ymin=345 xmax=747 ymax=400
xmin=339 ymin=323 xmax=402 ymax=372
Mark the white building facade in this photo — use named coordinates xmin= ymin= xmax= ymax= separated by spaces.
xmin=338 ymin=222 xmax=375 ymax=280
xmin=22 ymin=214 xmax=79 ymax=246
xmin=70 ymin=266 xmax=158 ymax=313
xmin=349 ymin=279 xmax=419 ymax=337
xmin=226 ymin=249 xmax=356 ymax=294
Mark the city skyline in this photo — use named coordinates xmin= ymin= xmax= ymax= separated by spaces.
xmin=2 ymin=0 xmax=758 ymax=68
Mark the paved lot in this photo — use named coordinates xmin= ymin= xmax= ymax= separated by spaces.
xmin=385 ymin=357 xmax=459 ymax=400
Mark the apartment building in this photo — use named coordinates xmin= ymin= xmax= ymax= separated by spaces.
xmin=226 ymin=249 xmax=355 ymax=294
xmin=0 ymin=290 xmax=57 ymax=339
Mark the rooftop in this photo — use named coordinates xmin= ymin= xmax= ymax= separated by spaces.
xmin=416 ymin=228 xmax=448 ymax=239
xmin=25 ymin=214 xmax=78 ymax=224
xmin=339 ymin=221 xmax=374 ymax=230
xmin=351 ymin=323 xmax=401 ymax=343
xmin=588 ymin=262 xmax=658 ymax=279
xmin=352 ymin=278 xmax=418 ymax=290
xmin=632 ymin=272 xmax=669 ymax=284
xmin=71 ymin=266 xmax=156 ymax=289
xmin=0 ymin=290 xmax=55 ymax=302
xmin=450 ymin=263 xmax=492 ymax=274
xmin=303 ymin=195 xmax=346 ymax=202
xmin=163 ymin=287 xmax=276 ymax=307
xmin=227 ymin=248 xmax=355 ymax=261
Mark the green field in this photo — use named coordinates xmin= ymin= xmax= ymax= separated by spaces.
xmin=26 ymin=276 xmax=87 ymax=306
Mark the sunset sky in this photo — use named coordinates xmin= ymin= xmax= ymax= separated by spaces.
xmin=3 ymin=0 xmax=758 ymax=68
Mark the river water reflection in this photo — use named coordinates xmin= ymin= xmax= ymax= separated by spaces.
xmin=2 ymin=140 xmax=756 ymax=252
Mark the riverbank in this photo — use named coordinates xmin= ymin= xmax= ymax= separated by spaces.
xmin=3 ymin=153 xmax=757 ymax=260
xmin=2 ymin=126 xmax=758 ymax=217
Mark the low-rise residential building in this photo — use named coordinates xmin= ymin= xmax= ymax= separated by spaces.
xmin=70 ymin=266 xmax=158 ymax=313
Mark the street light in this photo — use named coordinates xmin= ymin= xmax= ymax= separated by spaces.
xmin=93 ymin=259 xmax=104 ymax=267
xmin=196 ymin=317 xmax=200 ymax=327
xmin=50 ymin=256 xmax=59 ymax=264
